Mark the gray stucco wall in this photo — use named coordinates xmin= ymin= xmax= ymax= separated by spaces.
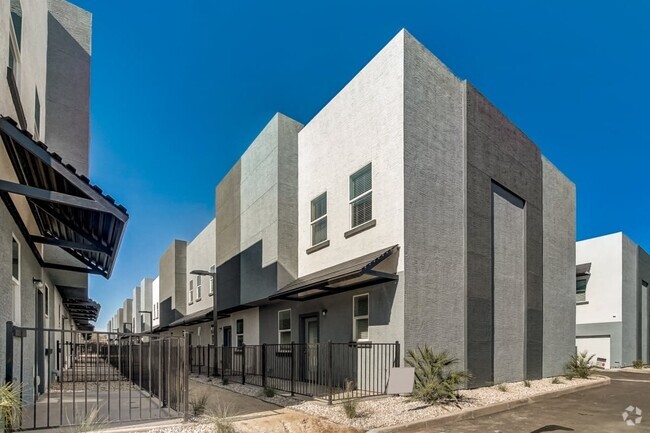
xmin=637 ymin=247 xmax=650 ymax=362
xmin=622 ymin=235 xmax=638 ymax=365
xmin=403 ymin=31 xmax=466 ymax=363
xmin=465 ymin=83 xmax=544 ymax=385
xmin=492 ymin=184 xmax=526 ymax=383
xmin=259 ymin=274 xmax=403 ymax=345
xmin=541 ymin=157 xmax=576 ymax=376
xmin=45 ymin=0 xmax=91 ymax=177
xmin=159 ymin=240 xmax=187 ymax=327
xmin=576 ymin=321 xmax=623 ymax=367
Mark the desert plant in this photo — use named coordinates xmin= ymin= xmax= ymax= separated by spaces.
xmin=523 ymin=380 xmax=531 ymax=388
xmin=221 ymin=376 xmax=229 ymax=386
xmin=565 ymin=351 xmax=596 ymax=379
xmin=497 ymin=383 xmax=508 ymax=392
xmin=341 ymin=380 xmax=358 ymax=419
xmin=262 ymin=386 xmax=275 ymax=398
xmin=404 ymin=346 xmax=470 ymax=404
xmin=190 ymin=392 xmax=210 ymax=416
xmin=0 ymin=381 xmax=22 ymax=431
xmin=551 ymin=377 xmax=562 ymax=384
xmin=632 ymin=359 xmax=645 ymax=369
xmin=208 ymin=401 xmax=236 ymax=433
xmin=68 ymin=405 xmax=106 ymax=432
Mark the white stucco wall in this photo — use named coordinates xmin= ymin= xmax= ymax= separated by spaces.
xmin=216 ymin=308 xmax=259 ymax=346
xmin=297 ymin=31 xmax=405 ymax=277
xmin=186 ymin=219 xmax=216 ymax=315
xmin=576 ymin=232 xmax=623 ymax=325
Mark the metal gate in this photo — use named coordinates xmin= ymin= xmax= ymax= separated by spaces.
xmin=4 ymin=321 xmax=189 ymax=430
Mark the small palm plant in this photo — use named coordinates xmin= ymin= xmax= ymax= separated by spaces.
xmin=565 ymin=351 xmax=596 ymax=379
xmin=404 ymin=347 xmax=470 ymax=404
xmin=0 ymin=381 xmax=22 ymax=432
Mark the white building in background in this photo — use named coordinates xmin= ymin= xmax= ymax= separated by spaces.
xmin=576 ymin=232 xmax=650 ymax=368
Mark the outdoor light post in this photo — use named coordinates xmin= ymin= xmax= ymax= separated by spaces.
xmin=190 ymin=269 xmax=217 ymax=345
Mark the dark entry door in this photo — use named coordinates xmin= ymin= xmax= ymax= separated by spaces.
xmin=222 ymin=326 xmax=232 ymax=372
xmin=36 ymin=290 xmax=45 ymax=394
xmin=301 ymin=316 xmax=319 ymax=382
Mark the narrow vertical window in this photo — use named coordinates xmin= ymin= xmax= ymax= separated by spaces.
xmin=11 ymin=237 xmax=19 ymax=281
xmin=209 ymin=265 xmax=216 ymax=295
xmin=34 ymin=87 xmax=41 ymax=140
xmin=353 ymin=294 xmax=369 ymax=341
xmin=44 ymin=285 xmax=49 ymax=317
xmin=278 ymin=309 xmax=291 ymax=344
xmin=236 ymin=319 xmax=244 ymax=347
xmin=196 ymin=275 xmax=202 ymax=300
xmin=310 ymin=193 xmax=327 ymax=246
xmin=350 ymin=164 xmax=372 ymax=228
xmin=189 ymin=280 xmax=194 ymax=304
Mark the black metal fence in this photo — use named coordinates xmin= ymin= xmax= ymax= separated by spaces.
xmin=190 ymin=341 xmax=400 ymax=403
xmin=4 ymin=322 xmax=189 ymax=431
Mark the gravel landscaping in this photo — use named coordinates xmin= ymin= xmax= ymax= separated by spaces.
xmin=291 ymin=376 xmax=608 ymax=430
xmin=189 ymin=374 xmax=304 ymax=407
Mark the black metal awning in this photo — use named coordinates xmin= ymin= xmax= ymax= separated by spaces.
xmin=166 ymin=307 xmax=213 ymax=329
xmin=57 ymin=285 xmax=100 ymax=331
xmin=0 ymin=116 xmax=128 ymax=278
xmin=270 ymin=245 xmax=400 ymax=301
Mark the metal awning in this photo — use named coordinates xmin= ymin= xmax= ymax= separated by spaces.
xmin=0 ymin=116 xmax=128 ymax=278
xmin=576 ymin=263 xmax=592 ymax=277
xmin=166 ymin=307 xmax=213 ymax=329
xmin=270 ymin=245 xmax=400 ymax=301
xmin=57 ymin=285 xmax=100 ymax=331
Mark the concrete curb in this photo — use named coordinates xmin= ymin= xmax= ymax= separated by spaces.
xmin=367 ymin=376 xmax=610 ymax=433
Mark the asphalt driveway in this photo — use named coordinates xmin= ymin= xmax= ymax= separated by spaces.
xmin=409 ymin=371 xmax=650 ymax=433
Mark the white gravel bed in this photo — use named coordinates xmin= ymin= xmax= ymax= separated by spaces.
xmin=292 ymin=376 xmax=605 ymax=430
xmin=190 ymin=374 xmax=303 ymax=407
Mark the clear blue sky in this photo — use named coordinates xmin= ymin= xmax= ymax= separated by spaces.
xmin=73 ymin=0 xmax=650 ymax=328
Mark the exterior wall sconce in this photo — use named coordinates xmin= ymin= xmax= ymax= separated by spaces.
xmin=322 ymin=309 xmax=328 ymax=317
xmin=33 ymin=278 xmax=44 ymax=289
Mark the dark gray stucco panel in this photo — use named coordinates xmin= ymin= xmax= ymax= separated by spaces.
xmin=465 ymin=84 xmax=543 ymax=385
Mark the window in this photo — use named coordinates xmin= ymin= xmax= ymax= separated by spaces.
xmin=196 ymin=275 xmax=202 ymax=300
xmin=310 ymin=193 xmax=328 ymax=245
xmin=353 ymin=294 xmax=369 ymax=341
xmin=576 ymin=278 xmax=588 ymax=303
xmin=44 ymin=285 xmax=49 ymax=317
xmin=278 ymin=309 xmax=291 ymax=344
xmin=188 ymin=280 xmax=194 ymax=304
xmin=34 ymin=88 xmax=41 ymax=140
xmin=10 ymin=0 xmax=22 ymax=49
xmin=197 ymin=326 xmax=201 ymax=337
xmin=349 ymin=164 xmax=372 ymax=228
xmin=11 ymin=237 xmax=19 ymax=282
xmin=209 ymin=265 xmax=216 ymax=296
xmin=236 ymin=319 xmax=244 ymax=347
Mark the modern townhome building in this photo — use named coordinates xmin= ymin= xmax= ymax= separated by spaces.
xmin=575 ymin=232 xmax=650 ymax=368
xmin=209 ymin=29 xmax=576 ymax=387
xmin=0 ymin=0 xmax=127 ymax=398
xmin=137 ymin=277 xmax=153 ymax=333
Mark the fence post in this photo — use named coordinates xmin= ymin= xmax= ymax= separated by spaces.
xmin=183 ymin=334 xmax=190 ymax=421
xmin=327 ymin=340 xmax=332 ymax=405
xmin=261 ymin=343 xmax=267 ymax=389
xmin=395 ymin=340 xmax=400 ymax=367
xmin=207 ymin=345 xmax=211 ymax=378
xmin=5 ymin=321 xmax=13 ymax=384
xmin=290 ymin=342 xmax=295 ymax=396
xmin=241 ymin=344 xmax=246 ymax=385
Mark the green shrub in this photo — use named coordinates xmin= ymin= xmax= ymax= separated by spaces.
xmin=633 ymin=359 xmax=645 ymax=369
xmin=497 ymin=383 xmax=508 ymax=392
xmin=190 ymin=393 xmax=209 ymax=416
xmin=0 ymin=381 xmax=22 ymax=431
xmin=221 ymin=376 xmax=229 ymax=386
xmin=551 ymin=377 xmax=562 ymax=384
xmin=404 ymin=346 xmax=470 ymax=404
xmin=565 ymin=351 xmax=596 ymax=379
xmin=262 ymin=386 xmax=275 ymax=398
xmin=523 ymin=380 xmax=531 ymax=388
